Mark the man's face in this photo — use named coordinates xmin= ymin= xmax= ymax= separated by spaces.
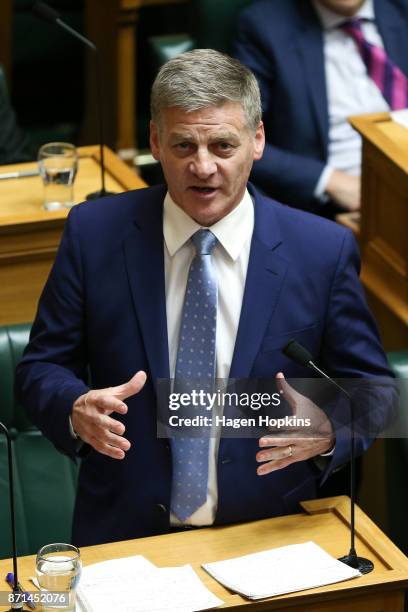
xmin=150 ymin=102 xmax=265 ymax=226
xmin=316 ymin=0 xmax=365 ymax=16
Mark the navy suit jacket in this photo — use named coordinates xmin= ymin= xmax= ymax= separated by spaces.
xmin=235 ymin=0 xmax=408 ymax=210
xmin=15 ymin=185 xmax=393 ymax=546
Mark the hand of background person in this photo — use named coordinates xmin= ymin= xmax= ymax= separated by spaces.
xmin=256 ymin=373 xmax=335 ymax=475
xmin=71 ymin=371 xmax=147 ymax=459
xmin=326 ymin=170 xmax=361 ymax=211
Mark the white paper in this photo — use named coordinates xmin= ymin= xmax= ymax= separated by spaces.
xmin=77 ymin=555 xmax=223 ymax=612
xmin=202 ymin=541 xmax=361 ymax=599
xmin=391 ymin=109 xmax=408 ymax=129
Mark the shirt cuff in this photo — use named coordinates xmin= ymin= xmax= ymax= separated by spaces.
xmin=314 ymin=165 xmax=335 ymax=203
xmin=320 ymin=445 xmax=335 ymax=457
xmin=69 ymin=415 xmax=78 ymax=439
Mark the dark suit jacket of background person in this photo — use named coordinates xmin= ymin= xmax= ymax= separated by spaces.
xmin=15 ymin=184 xmax=394 ymax=547
xmin=0 ymin=74 xmax=32 ymax=165
xmin=234 ymin=0 xmax=408 ymax=212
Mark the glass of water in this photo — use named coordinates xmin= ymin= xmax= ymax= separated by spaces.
xmin=38 ymin=142 xmax=78 ymax=210
xmin=36 ymin=543 xmax=81 ymax=612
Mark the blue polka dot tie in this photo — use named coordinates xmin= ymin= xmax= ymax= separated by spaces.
xmin=171 ymin=229 xmax=218 ymax=521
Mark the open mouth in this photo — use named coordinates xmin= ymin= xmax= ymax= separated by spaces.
xmin=191 ymin=187 xmax=217 ymax=194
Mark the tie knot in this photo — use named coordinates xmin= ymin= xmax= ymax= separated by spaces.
xmin=340 ymin=17 xmax=363 ymax=33
xmin=191 ymin=229 xmax=217 ymax=256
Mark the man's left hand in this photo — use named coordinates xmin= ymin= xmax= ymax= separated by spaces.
xmin=256 ymin=372 xmax=335 ymax=475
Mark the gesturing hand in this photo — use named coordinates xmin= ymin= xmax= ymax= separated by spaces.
xmin=256 ymin=372 xmax=335 ymax=475
xmin=71 ymin=371 xmax=147 ymax=459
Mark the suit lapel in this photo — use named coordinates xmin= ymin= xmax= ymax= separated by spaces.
xmin=375 ymin=0 xmax=408 ymax=75
xmin=296 ymin=5 xmax=329 ymax=156
xmin=123 ymin=186 xmax=170 ymax=384
xmin=229 ymin=188 xmax=288 ymax=380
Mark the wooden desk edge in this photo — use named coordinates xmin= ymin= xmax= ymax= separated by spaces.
xmin=1 ymin=504 xmax=408 ymax=611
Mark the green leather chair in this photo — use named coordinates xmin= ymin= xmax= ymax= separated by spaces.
xmin=0 ymin=324 xmax=78 ymax=560
xmin=385 ymin=350 xmax=408 ymax=556
xmin=149 ymin=0 xmax=252 ymax=69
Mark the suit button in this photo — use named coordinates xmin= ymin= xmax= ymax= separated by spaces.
xmin=156 ymin=503 xmax=167 ymax=513
xmin=221 ymin=457 xmax=232 ymax=464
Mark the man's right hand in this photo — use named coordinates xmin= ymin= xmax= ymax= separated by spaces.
xmin=326 ymin=170 xmax=360 ymax=211
xmin=71 ymin=371 xmax=147 ymax=459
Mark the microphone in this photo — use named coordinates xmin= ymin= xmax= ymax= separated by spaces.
xmin=0 ymin=422 xmax=23 ymax=610
xmin=32 ymin=1 xmax=115 ymax=200
xmin=283 ymin=340 xmax=351 ymax=397
xmin=283 ymin=340 xmax=374 ymax=575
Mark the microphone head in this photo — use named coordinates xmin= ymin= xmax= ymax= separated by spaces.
xmin=32 ymin=1 xmax=60 ymax=23
xmin=282 ymin=339 xmax=313 ymax=367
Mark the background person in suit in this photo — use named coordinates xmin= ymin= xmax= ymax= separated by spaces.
xmin=0 ymin=71 xmax=32 ymax=165
xmin=234 ymin=0 xmax=408 ymax=215
xmin=16 ymin=49 xmax=394 ymax=548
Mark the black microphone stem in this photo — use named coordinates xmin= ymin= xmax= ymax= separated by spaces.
xmin=55 ymin=18 xmax=106 ymax=194
xmin=95 ymin=52 xmax=107 ymax=196
xmin=33 ymin=1 xmax=115 ymax=200
xmin=282 ymin=340 xmax=374 ymax=574
xmin=0 ymin=421 xmax=23 ymax=609
xmin=55 ymin=18 xmax=96 ymax=51
xmin=307 ymin=361 xmax=359 ymax=566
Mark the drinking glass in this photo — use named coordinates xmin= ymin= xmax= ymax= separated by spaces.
xmin=35 ymin=543 xmax=81 ymax=611
xmin=38 ymin=142 xmax=78 ymax=210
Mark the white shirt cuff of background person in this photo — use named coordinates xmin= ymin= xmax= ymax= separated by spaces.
xmin=314 ymin=165 xmax=335 ymax=204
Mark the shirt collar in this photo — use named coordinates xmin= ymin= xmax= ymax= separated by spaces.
xmin=312 ymin=0 xmax=374 ymax=30
xmin=163 ymin=189 xmax=254 ymax=261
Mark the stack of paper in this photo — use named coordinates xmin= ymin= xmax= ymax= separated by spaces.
xmin=391 ymin=109 xmax=408 ymax=129
xmin=76 ymin=555 xmax=223 ymax=612
xmin=202 ymin=541 xmax=361 ymax=599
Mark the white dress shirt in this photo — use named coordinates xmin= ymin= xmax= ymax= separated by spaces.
xmin=312 ymin=0 xmax=389 ymax=197
xmin=164 ymin=189 xmax=254 ymax=525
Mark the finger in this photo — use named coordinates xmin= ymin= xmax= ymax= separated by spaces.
xmin=275 ymin=372 xmax=300 ymax=411
xmin=104 ymin=415 xmax=126 ymax=437
xmin=257 ymin=457 xmax=294 ymax=475
xmin=110 ymin=370 xmax=147 ymax=401
xmin=259 ymin=435 xmax=298 ymax=448
xmin=103 ymin=429 xmax=131 ymax=452
xmin=89 ymin=435 xmax=128 ymax=460
xmin=90 ymin=393 xmax=128 ymax=415
xmin=256 ymin=445 xmax=294 ymax=463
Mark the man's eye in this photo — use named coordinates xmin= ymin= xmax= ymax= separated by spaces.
xmin=216 ymin=142 xmax=234 ymax=151
xmin=175 ymin=142 xmax=191 ymax=150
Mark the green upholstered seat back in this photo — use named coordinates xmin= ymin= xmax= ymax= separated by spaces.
xmin=149 ymin=0 xmax=252 ymax=71
xmin=194 ymin=0 xmax=253 ymax=53
xmin=385 ymin=351 xmax=408 ymax=555
xmin=0 ymin=324 xmax=78 ymax=559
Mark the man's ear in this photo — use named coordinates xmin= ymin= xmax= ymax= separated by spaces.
xmin=253 ymin=121 xmax=265 ymax=161
xmin=150 ymin=121 xmax=161 ymax=161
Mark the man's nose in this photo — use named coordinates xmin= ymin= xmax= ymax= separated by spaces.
xmin=189 ymin=150 xmax=217 ymax=179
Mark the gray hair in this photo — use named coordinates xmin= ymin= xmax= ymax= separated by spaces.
xmin=151 ymin=49 xmax=262 ymax=133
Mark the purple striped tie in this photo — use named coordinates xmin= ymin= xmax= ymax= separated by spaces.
xmin=340 ymin=19 xmax=408 ymax=110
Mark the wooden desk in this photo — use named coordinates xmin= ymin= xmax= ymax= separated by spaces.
xmin=1 ymin=497 xmax=408 ymax=611
xmin=338 ymin=113 xmax=408 ymax=351
xmin=0 ymin=145 xmax=146 ymax=326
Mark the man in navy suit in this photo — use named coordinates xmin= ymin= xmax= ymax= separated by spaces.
xmin=16 ymin=49 xmax=393 ymax=547
xmin=234 ymin=0 xmax=408 ymax=214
